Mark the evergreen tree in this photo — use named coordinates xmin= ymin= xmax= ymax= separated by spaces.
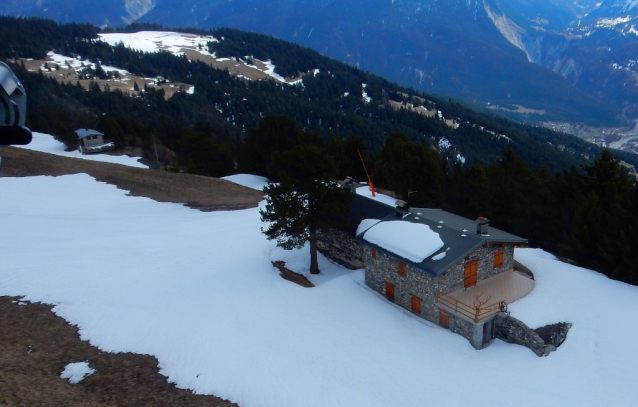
xmin=260 ymin=145 xmax=352 ymax=274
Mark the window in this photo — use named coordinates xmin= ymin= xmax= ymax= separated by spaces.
xmin=398 ymin=261 xmax=407 ymax=277
xmin=385 ymin=282 xmax=395 ymax=301
xmin=493 ymin=249 xmax=504 ymax=268
xmin=411 ymin=295 xmax=421 ymax=314
xmin=464 ymin=261 xmax=478 ymax=288
xmin=371 ymin=248 xmax=377 ymax=259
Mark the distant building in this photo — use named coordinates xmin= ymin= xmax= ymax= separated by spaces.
xmin=75 ymin=128 xmax=115 ymax=154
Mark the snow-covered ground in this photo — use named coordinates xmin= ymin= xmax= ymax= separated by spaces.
xmin=98 ymin=31 xmax=299 ymax=84
xmin=18 ymin=132 xmax=148 ymax=168
xmin=99 ymin=31 xmax=217 ymax=55
xmin=1 ymin=172 xmax=638 ymax=407
xmin=221 ymin=174 xmax=268 ymax=191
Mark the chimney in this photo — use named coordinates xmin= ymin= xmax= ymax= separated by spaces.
xmin=395 ymin=200 xmax=409 ymax=218
xmin=475 ymin=216 xmax=489 ymax=235
xmin=344 ymin=176 xmax=356 ymax=193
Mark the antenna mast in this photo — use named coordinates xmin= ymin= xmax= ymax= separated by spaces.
xmin=357 ymin=149 xmax=375 ymax=197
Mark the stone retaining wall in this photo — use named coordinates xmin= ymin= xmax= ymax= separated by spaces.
xmin=495 ymin=315 xmax=557 ymax=356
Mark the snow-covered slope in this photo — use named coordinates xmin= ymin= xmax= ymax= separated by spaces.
xmin=19 ymin=132 xmax=148 ymax=168
xmin=1 ymin=173 xmax=638 ymax=406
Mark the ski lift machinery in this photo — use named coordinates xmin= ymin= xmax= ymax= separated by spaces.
xmin=0 ymin=61 xmax=32 ymax=170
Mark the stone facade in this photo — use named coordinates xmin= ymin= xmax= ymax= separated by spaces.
xmin=364 ymin=244 xmax=513 ymax=319
xmin=316 ymin=228 xmax=368 ymax=270
xmin=363 ymin=242 xmax=515 ymax=349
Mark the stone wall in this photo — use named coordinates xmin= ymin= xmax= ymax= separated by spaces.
xmin=495 ymin=315 xmax=555 ymax=357
xmin=316 ymin=228 xmax=367 ymax=270
xmin=363 ymin=243 xmax=515 ymax=348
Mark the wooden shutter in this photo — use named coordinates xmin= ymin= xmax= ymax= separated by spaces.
xmin=411 ymin=295 xmax=421 ymax=314
xmin=464 ymin=261 xmax=478 ymax=288
xmin=493 ymin=249 xmax=504 ymax=268
xmin=439 ymin=310 xmax=450 ymax=329
xmin=398 ymin=261 xmax=407 ymax=277
xmin=371 ymin=248 xmax=377 ymax=258
xmin=385 ymin=282 xmax=395 ymax=301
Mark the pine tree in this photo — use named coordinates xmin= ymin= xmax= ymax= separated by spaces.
xmin=260 ymin=145 xmax=352 ymax=274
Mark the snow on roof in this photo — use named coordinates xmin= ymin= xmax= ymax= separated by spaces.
xmin=355 ymin=186 xmax=397 ymax=207
xmin=356 ymin=219 xmax=381 ymax=235
xmin=362 ymin=220 xmax=444 ymax=262
xmin=75 ymin=128 xmax=103 ymax=139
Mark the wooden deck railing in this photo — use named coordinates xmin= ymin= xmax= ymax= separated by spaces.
xmin=436 ymin=290 xmax=506 ymax=323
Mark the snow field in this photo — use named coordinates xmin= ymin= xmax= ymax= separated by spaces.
xmin=0 ymin=173 xmax=637 ymax=406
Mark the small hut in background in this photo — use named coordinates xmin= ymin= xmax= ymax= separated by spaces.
xmin=75 ymin=128 xmax=115 ymax=154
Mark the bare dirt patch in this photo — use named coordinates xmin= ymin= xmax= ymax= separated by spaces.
xmin=0 ymin=297 xmax=237 ymax=406
xmin=0 ymin=147 xmax=265 ymax=211
xmin=271 ymin=261 xmax=315 ymax=288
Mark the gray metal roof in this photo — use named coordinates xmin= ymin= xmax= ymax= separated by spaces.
xmin=413 ymin=208 xmax=528 ymax=244
xmin=343 ymin=193 xmax=396 ymax=236
xmin=353 ymin=203 xmax=527 ymax=277
xmin=75 ymin=128 xmax=104 ymax=139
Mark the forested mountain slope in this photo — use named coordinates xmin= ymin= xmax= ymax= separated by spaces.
xmin=3 ymin=16 xmax=635 ymax=173
xmin=3 ymin=0 xmax=636 ymax=127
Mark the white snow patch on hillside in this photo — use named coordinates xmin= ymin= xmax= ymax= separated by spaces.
xmin=362 ymin=221 xmax=444 ymax=262
xmin=221 ymin=174 xmax=269 ymax=191
xmin=596 ymin=16 xmax=634 ymax=27
xmin=60 ymin=361 xmax=95 ymax=384
xmin=262 ymin=60 xmax=286 ymax=82
xmin=47 ymin=52 xmax=130 ymax=76
xmin=99 ymin=31 xmax=216 ymax=56
xmin=18 ymin=132 xmax=148 ymax=168
xmin=1 ymin=175 xmax=638 ymax=406
xmin=362 ymin=83 xmax=371 ymax=102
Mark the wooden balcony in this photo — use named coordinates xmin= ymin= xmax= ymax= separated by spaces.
xmin=436 ymin=270 xmax=535 ymax=323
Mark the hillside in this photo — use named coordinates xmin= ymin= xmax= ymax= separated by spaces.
xmin=3 ymin=16 xmax=635 ymax=173
xmin=0 ymin=142 xmax=260 ymax=405
xmin=0 ymin=146 xmax=264 ymax=211
xmin=1 ymin=152 xmax=638 ymax=406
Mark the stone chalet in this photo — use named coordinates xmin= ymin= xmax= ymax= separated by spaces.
xmin=318 ymin=190 xmax=568 ymax=355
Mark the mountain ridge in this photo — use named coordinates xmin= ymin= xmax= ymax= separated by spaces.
xmin=3 ymin=0 xmax=636 ymax=127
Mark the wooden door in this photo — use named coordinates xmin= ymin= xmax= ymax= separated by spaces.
xmin=439 ymin=310 xmax=450 ymax=329
xmin=464 ymin=261 xmax=478 ymax=288
xmin=411 ymin=295 xmax=421 ymax=314
xmin=385 ymin=282 xmax=395 ymax=301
